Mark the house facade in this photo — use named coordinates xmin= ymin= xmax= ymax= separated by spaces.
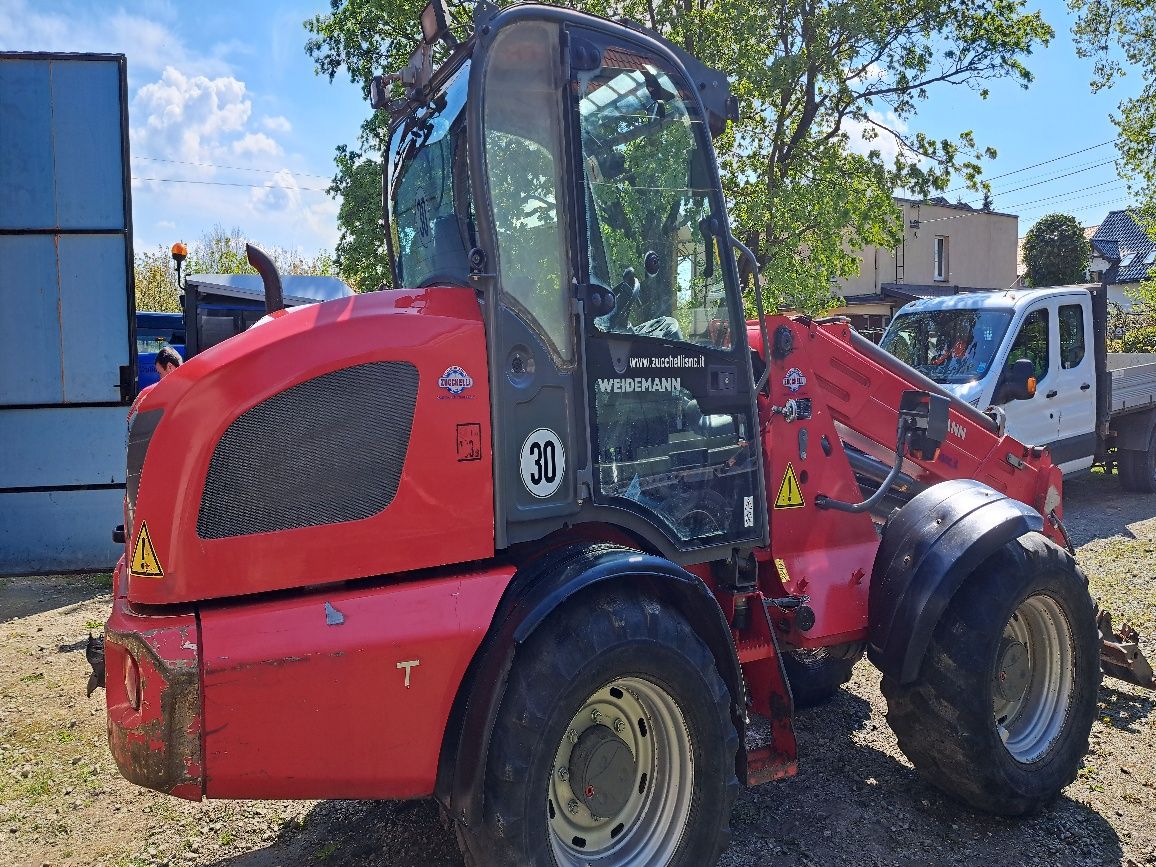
xmin=836 ymin=197 xmax=1020 ymax=340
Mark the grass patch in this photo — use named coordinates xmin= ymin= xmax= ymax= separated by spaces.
xmin=314 ymin=840 xmax=339 ymax=860
xmin=1079 ymin=538 xmax=1156 ymax=632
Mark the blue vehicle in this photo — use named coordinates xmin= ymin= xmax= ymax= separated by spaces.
xmin=135 ymin=311 xmax=185 ymax=388
xmin=137 ymin=274 xmax=353 ymax=388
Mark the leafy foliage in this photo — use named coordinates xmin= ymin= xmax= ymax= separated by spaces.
xmin=133 ymin=226 xmax=338 ymax=313
xmin=331 ymin=144 xmax=392 ymax=291
xmin=1070 ymin=0 xmax=1156 ymax=291
xmin=306 ymin=0 xmax=1052 ymax=313
xmin=1108 ymin=325 xmax=1156 ymax=354
xmin=1022 ymin=213 xmax=1090 ymax=286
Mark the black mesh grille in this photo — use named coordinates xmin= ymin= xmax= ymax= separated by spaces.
xmin=126 ymin=408 xmax=164 ymax=529
xmin=196 ymin=362 xmax=419 ymax=539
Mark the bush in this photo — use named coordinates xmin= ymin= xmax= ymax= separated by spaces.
xmin=1119 ymin=326 xmax=1156 ymax=354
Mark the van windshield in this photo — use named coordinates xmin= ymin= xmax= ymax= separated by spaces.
xmin=881 ymin=309 xmax=1013 ymax=384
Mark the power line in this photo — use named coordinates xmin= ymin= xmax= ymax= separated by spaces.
xmin=984 ymin=159 xmax=1118 ymax=198
xmin=1003 ymin=178 xmax=1124 ymax=211
xmin=914 ymin=179 xmax=1124 ymax=227
xmin=943 ymin=139 xmax=1116 ymax=195
xmin=132 ymin=176 xmax=331 ymax=192
xmin=133 ymin=155 xmax=333 ymax=181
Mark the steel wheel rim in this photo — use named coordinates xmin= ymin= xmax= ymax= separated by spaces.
xmin=547 ymin=676 xmax=693 ymax=866
xmin=992 ymin=593 xmax=1075 ymax=762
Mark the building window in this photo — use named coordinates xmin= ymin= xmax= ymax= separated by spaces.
xmin=848 ymin=313 xmax=890 ymax=344
xmin=934 ymin=236 xmax=948 ymax=281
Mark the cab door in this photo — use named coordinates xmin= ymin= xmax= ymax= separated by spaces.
xmin=570 ymin=29 xmax=764 ymax=552
xmin=474 ymin=19 xmax=584 ymax=546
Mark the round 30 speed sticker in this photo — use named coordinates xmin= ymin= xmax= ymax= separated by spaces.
xmin=520 ymin=428 xmax=566 ymax=498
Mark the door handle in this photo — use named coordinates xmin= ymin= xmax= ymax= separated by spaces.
xmin=1080 ymin=383 xmax=1092 ymax=391
xmin=1045 ymin=390 xmax=1058 ymax=399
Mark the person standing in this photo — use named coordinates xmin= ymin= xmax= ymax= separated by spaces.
xmin=155 ymin=346 xmax=182 ymax=380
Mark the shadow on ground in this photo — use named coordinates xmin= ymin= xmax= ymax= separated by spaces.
xmin=0 ymin=573 xmax=111 ymax=623
xmin=207 ymin=800 xmax=462 ymax=867
xmin=204 ymin=685 xmax=1125 ymax=867
xmin=1062 ymin=472 xmax=1156 ymax=546
xmin=1099 ymin=683 xmax=1156 ymax=733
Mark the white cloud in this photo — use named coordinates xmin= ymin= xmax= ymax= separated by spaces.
xmin=133 ymin=66 xmax=252 ymax=165
xmin=233 ymin=133 xmax=283 ymax=158
xmin=262 ymin=115 xmax=292 ymax=134
xmin=0 ymin=1 xmax=338 ymax=256
xmin=250 ymin=170 xmax=302 ymax=213
xmin=0 ymin=0 xmax=232 ymax=77
xmin=845 ymin=109 xmax=908 ymax=166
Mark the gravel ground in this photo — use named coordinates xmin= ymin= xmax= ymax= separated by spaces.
xmin=1 ymin=469 xmax=1154 ymax=867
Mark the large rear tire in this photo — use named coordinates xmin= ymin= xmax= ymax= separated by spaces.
xmin=1119 ymin=426 xmax=1156 ymax=493
xmin=882 ymin=532 xmax=1099 ymax=815
xmin=782 ymin=642 xmax=865 ymax=708
xmin=457 ymin=587 xmax=740 ymax=867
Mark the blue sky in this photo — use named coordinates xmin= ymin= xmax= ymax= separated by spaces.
xmin=0 ymin=0 xmax=1142 ymax=258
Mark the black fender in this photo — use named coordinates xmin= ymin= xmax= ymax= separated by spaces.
xmin=867 ymin=479 xmax=1043 ymax=684
xmin=1113 ymin=408 xmax=1156 ymax=451
xmin=434 ymin=543 xmax=745 ymax=827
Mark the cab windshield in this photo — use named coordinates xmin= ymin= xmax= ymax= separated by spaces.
xmin=881 ymin=309 xmax=1013 ymax=384
xmin=387 ymin=61 xmax=473 ymax=288
xmin=578 ymin=43 xmax=734 ymax=349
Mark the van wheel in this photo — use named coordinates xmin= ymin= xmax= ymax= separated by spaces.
xmin=782 ymin=642 xmax=865 ymax=708
xmin=1119 ymin=427 xmax=1156 ymax=493
xmin=882 ymin=533 xmax=1099 ymax=815
xmin=456 ymin=588 xmax=739 ymax=867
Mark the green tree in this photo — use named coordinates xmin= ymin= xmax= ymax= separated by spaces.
xmin=307 ymin=0 xmax=1052 ymax=313
xmin=133 ymin=226 xmax=338 ymax=312
xmin=1070 ymin=0 xmax=1156 ymax=214
xmin=134 ymin=246 xmax=182 ymax=313
xmin=331 ymin=145 xmax=392 ymax=291
xmin=1022 ymin=213 xmax=1090 ymax=287
xmin=1070 ymin=0 xmax=1156 ymax=316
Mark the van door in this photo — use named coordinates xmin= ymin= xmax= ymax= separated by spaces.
xmin=998 ymin=303 xmax=1057 ymax=448
xmin=1049 ymin=299 xmax=1097 ymax=471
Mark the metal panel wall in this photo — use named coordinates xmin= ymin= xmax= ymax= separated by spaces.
xmin=0 ymin=53 xmax=135 ymax=575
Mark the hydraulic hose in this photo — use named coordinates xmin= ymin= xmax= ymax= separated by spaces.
xmin=816 ymin=419 xmax=910 ymax=513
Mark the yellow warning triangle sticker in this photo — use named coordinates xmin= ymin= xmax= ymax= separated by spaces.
xmin=774 ymin=462 xmax=805 ymax=510
xmin=130 ymin=522 xmax=165 ymax=578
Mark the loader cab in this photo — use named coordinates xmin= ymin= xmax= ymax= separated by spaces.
xmin=384 ymin=3 xmax=766 ymax=562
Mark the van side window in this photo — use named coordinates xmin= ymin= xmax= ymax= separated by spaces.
xmin=1007 ymin=308 xmax=1050 ymax=381
xmin=1059 ymin=304 xmax=1085 ymax=369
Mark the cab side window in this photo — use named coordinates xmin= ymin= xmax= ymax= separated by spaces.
xmin=482 ymin=21 xmax=572 ymax=364
xmin=1007 ymin=308 xmax=1050 ymax=381
xmin=1059 ymin=304 xmax=1086 ymax=369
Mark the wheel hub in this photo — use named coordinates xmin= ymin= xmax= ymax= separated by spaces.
xmin=569 ymin=724 xmax=637 ymax=818
xmin=994 ymin=636 xmax=1031 ymax=702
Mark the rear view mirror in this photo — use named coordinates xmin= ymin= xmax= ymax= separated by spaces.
xmin=997 ymin=358 xmax=1037 ymax=404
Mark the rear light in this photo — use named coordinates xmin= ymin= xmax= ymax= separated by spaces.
xmin=124 ymin=652 xmax=141 ymax=711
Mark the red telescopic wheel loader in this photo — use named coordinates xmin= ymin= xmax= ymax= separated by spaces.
xmin=91 ymin=3 xmax=1153 ymax=865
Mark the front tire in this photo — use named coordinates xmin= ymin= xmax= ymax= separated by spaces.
xmin=882 ymin=533 xmax=1099 ymax=815
xmin=458 ymin=587 xmax=739 ymax=867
